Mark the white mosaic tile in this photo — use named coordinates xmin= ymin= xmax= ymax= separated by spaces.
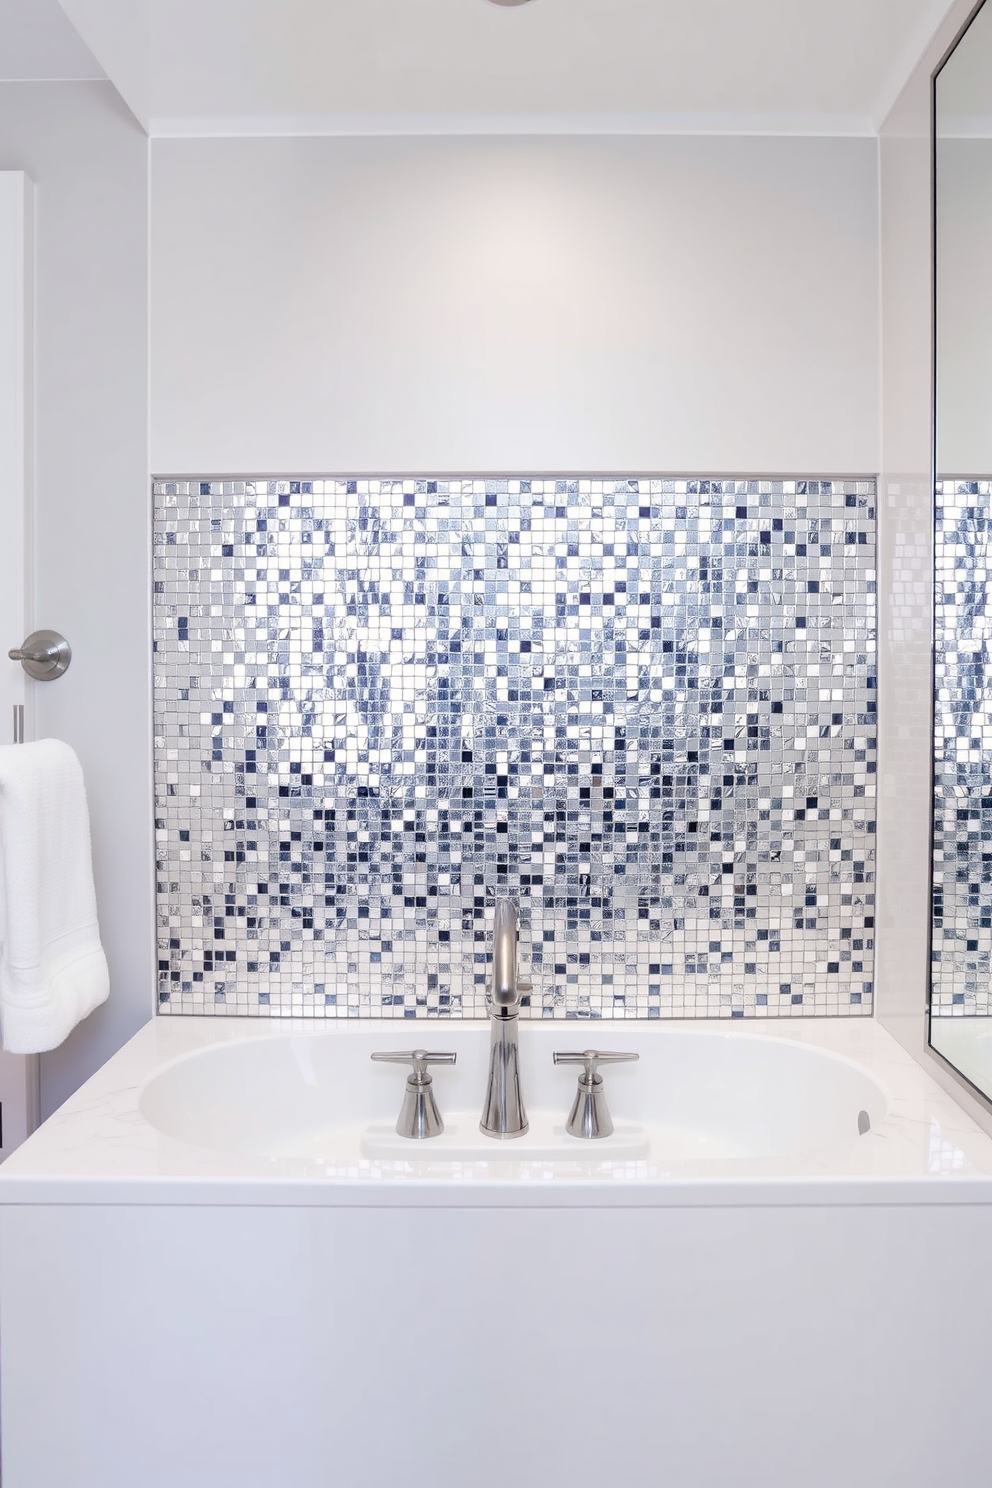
xmin=153 ymin=476 xmax=876 ymax=1019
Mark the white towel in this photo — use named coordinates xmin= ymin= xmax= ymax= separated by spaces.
xmin=0 ymin=739 xmax=109 ymax=1053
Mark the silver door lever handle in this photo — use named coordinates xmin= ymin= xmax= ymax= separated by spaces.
xmin=7 ymin=630 xmax=71 ymax=680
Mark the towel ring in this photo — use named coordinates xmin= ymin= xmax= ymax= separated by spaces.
xmin=7 ymin=630 xmax=72 ymax=681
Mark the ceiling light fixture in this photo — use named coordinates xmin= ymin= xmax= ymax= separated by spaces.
xmin=485 ymin=0 xmax=535 ymax=7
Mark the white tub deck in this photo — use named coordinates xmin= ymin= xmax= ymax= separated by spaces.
xmin=2 ymin=1012 xmax=991 ymax=1205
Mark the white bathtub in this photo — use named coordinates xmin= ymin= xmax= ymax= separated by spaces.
xmin=2 ymin=1014 xmax=992 ymax=1488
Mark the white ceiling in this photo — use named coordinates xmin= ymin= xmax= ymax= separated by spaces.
xmin=0 ymin=0 xmax=104 ymax=81
xmin=45 ymin=0 xmax=960 ymax=137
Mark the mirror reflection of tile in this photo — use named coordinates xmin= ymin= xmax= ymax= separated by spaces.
xmin=152 ymin=476 xmax=876 ymax=1020
xmin=934 ymin=478 xmax=992 ymax=1018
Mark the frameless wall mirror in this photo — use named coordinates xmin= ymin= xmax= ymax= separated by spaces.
xmin=931 ymin=0 xmax=992 ymax=1097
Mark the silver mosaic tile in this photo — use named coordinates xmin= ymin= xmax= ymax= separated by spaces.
xmin=153 ymin=477 xmax=876 ymax=1019
xmin=933 ymin=479 xmax=992 ymax=1016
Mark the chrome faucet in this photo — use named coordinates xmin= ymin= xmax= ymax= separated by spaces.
xmin=480 ymin=898 xmax=530 ymax=1138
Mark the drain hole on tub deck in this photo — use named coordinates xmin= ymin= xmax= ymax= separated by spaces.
xmin=858 ymin=1110 xmax=871 ymax=1136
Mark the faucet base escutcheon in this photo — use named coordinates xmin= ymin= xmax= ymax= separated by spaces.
xmin=480 ymin=1009 xmax=529 ymax=1139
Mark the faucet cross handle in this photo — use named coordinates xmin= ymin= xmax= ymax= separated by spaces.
xmin=552 ymin=1049 xmax=639 ymax=1140
xmin=371 ymin=1049 xmax=457 ymax=1078
xmin=553 ymin=1049 xmax=639 ymax=1080
xmin=371 ymin=1049 xmax=457 ymax=1139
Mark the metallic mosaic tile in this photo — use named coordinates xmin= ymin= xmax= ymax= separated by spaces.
xmin=152 ymin=476 xmax=876 ymax=1019
xmin=933 ymin=479 xmax=992 ymax=1016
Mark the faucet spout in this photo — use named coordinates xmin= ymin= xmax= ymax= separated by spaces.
xmin=491 ymin=898 xmax=523 ymax=1010
xmin=480 ymin=898 xmax=530 ymax=1139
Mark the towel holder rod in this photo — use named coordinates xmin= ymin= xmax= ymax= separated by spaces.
xmin=7 ymin=630 xmax=71 ymax=681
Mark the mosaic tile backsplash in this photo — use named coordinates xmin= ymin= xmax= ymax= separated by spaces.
xmin=153 ymin=477 xmax=876 ymax=1019
xmin=934 ymin=479 xmax=992 ymax=1016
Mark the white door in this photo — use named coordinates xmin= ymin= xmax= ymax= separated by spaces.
xmin=0 ymin=171 xmax=40 ymax=1152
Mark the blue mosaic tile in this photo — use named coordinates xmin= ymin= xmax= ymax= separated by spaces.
xmin=153 ymin=476 xmax=876 ymax=1019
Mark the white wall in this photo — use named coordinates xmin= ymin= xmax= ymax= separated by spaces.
xmin=0 ymin=83 xmax=151 ymax=1119
xmin=150 ymin=134 xmax=879 ymax=476
xmin=936 ymin=138 xmax=992 ymax=473
xmin=934 ymin=0 xmax=992 ymax=476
